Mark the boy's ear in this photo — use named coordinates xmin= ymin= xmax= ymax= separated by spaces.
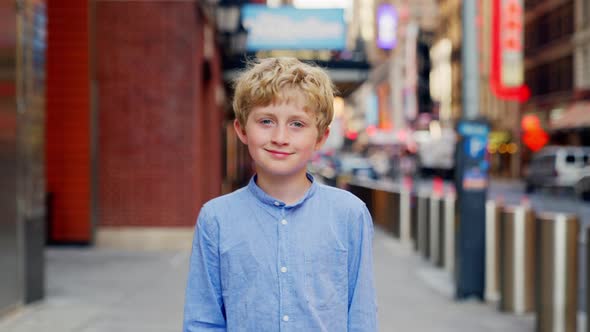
xmin=314 ymin=127 xmax=330 ymax=151
xmin=233 ymin=119 xmax=248 ymax=145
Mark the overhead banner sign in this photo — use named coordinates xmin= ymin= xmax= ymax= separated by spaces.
xmin=241 ymin=5 xmax=346 ymax=51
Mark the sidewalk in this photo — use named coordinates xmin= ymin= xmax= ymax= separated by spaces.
xmin=0 ymin=228 xmax=534 ymax=332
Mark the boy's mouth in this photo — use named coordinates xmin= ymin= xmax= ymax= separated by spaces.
xmin=265 ymin=149 xmax=293 ymax=156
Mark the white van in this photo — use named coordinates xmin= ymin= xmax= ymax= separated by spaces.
xmin=525 ymin=145 xmax=590 ymax=193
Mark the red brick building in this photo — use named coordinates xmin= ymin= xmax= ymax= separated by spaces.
xmin=46 ymin=1 xmax=224 ymax=247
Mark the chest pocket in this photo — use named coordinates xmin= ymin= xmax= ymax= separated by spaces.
xmin=220 ymin=241 xmax=260 ymax=297
xmin=304 ymin=245 xmax=348 ymax=310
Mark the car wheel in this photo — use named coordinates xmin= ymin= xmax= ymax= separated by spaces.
xmin=581 ymin=191 xmax=590 ymax=202
xmin=525 ymin=183 xmax=535 ymax=193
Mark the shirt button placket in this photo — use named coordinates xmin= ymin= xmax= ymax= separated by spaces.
xmin=278 ymin=209 xmax=290 ymax=327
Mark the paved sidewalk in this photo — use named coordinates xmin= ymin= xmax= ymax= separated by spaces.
xmin=0 ymin=228 xmax=534 ymax=332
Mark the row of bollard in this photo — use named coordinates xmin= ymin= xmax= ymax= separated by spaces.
xmin=486 ymin=201 xmax=582 ymax=332
xmin=344 ymin=178 xmax=589 ymax=332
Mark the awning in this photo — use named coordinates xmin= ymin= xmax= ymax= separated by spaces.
xmin=550 ymin=102 xmax=590 ymax=130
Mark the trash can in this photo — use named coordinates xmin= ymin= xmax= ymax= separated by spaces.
xmin=535 ymin=212 xmax=579 ymax=332
xmin=485 ymin=199 xmax=502 ymax=302
xmin=443 ymin=193 xmax=456 ymax=275
xmin=416 ymin=192 xmax=430 ymax=258
xmin=500 ymin=205 xmax=536 ymax=314
xmin=429 ymin=194 xmax=443 ymax=266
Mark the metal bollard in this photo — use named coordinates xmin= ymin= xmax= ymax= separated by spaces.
xmin=500 ymin=205 xmax=536 ymax=314
xmin=390 ymin=191 xmax=401 ymax=238
xmin=411 ymin=192 xmax=419 ymax=251
xmin=429 ymin=194 xmax=443 ymax=266
xmin=443 ymin=193 xmax=456 ymax=275
xmin=416 ymin=192 xmax=430 ymax=258
xmin=485 ymin=199 xmax=502 ymax=302
xmin=399 ymin=189 xmax=412 ymax=245
xmin=535 ymin=212 xmax=579 ymax=332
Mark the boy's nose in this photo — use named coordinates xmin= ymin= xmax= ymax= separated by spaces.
xmin=271 ymin=126 xmax=289 ymax=145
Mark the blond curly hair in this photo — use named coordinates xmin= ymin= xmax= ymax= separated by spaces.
xmin=232 ymin=57 xmax=335 ymax=134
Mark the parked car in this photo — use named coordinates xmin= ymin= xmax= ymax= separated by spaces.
xmin=574 ymin=170 xmax=590 ymax=201
xmin=525 ymin=145 xmax=590 ymax=193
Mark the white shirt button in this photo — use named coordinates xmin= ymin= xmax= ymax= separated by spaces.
xmin=282 ymin=315 xmax=289 ymax=322
xmin=280 ymin=266 xmax=287 ymax=273
xmin=274 ymin=201 xmax=280 ymax=206
xmin=281 ymin=219 xmax=288 ymax=225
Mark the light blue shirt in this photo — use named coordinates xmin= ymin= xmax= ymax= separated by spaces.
xmin=183 ymin=173 xmax=377 ymax=331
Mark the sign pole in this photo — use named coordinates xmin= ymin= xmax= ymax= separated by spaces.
xmin=455 ymin=0 xmax=488 ymax=300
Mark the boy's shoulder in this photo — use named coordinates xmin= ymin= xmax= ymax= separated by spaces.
xmin=201 ymin=186 xmax=250 ymax=214
xmin=315 ymin=182 xmax=367 ymax=210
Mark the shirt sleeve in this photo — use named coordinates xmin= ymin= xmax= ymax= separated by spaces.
xmin=347 ymin=203 xmax=378 ymax=332
xmin=183 ymin=206 xmax=227 ymax=332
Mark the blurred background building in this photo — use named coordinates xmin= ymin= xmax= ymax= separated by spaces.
xmin=524 ymin=0 xmax=576 ymax=147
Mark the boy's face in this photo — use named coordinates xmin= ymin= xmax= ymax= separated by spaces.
xmin=234 ymin=99 xmax=329 ymax=181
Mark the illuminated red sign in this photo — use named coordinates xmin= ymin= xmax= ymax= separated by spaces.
xmin=490 ymin=0 xmax=530 ymax=102
xmin=521 ymin=114 xmax=548 ymax=151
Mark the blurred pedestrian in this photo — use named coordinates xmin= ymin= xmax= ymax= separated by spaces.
xmin=183 ymin=57 xmax=377 ymax=331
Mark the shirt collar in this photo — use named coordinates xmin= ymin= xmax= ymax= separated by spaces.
xmin=247 ymin=173 xmax=317 ymax=209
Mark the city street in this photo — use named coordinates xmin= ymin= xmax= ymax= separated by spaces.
xmin=0 ymin=227 xmax=535 ymax=332
xmin=417 ymin=176 xmax=590 ymax=313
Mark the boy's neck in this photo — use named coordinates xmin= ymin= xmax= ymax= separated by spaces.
xmin=255 ymin=171 xmax=312 ymax=205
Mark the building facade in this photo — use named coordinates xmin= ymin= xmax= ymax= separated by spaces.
xmin=432 ymin=0 xmax=524 ymax=177
xmin=574 ymin=0 xmax=590 ymax=95
xmin=523 ymin=0 xmax=575 ymax=128
xmin=479 ymin=0 xmax=523 ymax=177
xmin=433 ymin=0 xmax=462 ymax=122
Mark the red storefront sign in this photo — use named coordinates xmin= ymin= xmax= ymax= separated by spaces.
xmin=490 ymin=0 xmax=530 ymax=102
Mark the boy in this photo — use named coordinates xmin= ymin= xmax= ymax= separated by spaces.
xmin=183 ymin=57 xmax=377 ymax=331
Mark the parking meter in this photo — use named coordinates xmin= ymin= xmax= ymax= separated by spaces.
xmin=454 ymin=119 xmax=489 ymax=299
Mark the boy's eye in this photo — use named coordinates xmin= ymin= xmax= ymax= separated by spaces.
xmin=260 ymin=119 xmax=273 ymax=125
xmin=291 ymin=121 xmax=305 ymax=128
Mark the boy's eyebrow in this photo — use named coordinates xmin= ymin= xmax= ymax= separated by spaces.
xmin=252 ymin=111 xmax=277 ymax=118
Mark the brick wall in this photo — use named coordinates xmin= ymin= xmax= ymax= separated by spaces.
xmin=45 ymin=0 xmax=91 ymax=242
xmin=95 ymin=2 xmax=222 ymax=228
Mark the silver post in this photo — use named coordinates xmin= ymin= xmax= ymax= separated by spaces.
xmin=462 ymin=0 xmax=479 ymax=119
